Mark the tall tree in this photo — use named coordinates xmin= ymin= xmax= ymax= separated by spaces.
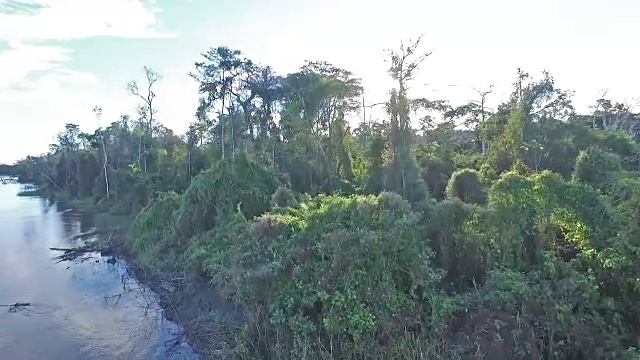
xmin=93 ymin=106 xmax=110 ymax=200
xmin=383 ymin=35 xmax=430 ymax=203
xmin=127 ymin=66 xmax=162 ymax=173
xmin=191 ymin=46 xmax=246 ymax=160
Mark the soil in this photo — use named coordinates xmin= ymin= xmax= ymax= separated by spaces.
xmin=447 ymin=308 xmax=542 ymax=360
xmin=54 ymin=208 xmax=243 ymax=360
xmin=62 ymin=204 xmax=545 ymax=360
xmin=110 ymin=232 xmax=245 ymax=359
xmin=136 ymin=271 xmax=243 ymax=359
xmin=49 ymin=201 xmax=243 ymax=360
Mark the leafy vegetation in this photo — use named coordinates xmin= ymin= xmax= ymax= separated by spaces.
xmin=8 ymin=36 xmax=640 ymax=359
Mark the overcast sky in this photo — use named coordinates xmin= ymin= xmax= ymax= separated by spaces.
xmin=1 ymin=0 xmax=639 ymax=163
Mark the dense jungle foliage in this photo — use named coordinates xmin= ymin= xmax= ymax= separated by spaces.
xmin=4 ymin=37 xmax=640 ymax=359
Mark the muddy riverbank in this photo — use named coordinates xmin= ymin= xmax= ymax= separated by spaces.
xmin=120 ymin=254 xmax=244 ymax=359
xmin=50 ymin=196 xmax=245 ymax=359
xmin=0 ymin=182 xmax=202 ymax=360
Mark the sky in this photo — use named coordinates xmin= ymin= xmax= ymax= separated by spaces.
xmin=0 ymin=0 xmax=639 ymax=164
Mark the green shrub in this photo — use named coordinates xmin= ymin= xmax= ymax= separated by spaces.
xmin=446 ymin=168 xmax=487 ymax=205
xmin=479 ymin=162 xmax=498 ymax=186
xmin=467 ymin=257 xmax=632 ymax=360
xmin=428 ymin=199 xmax=486 ymax=291
xmin=128 ymin=191 xmax=182 ymax=270
xmin=174 ymin=153 xmax=279 ymax=242
xmin=572 ymin=146 xmax=622 ymax=190
xmin=211 ymin=192 xmax=444 ymax=358
xmin=271 ymin=186 xmax=298 ymax=208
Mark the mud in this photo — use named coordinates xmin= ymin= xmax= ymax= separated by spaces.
xmin=137 ymin=271 xmax=244 ymax=358
xmin=105 ymin=230 xmax=244 ymax=359
xmin=448 ymin=308 xmax=541 ymax=360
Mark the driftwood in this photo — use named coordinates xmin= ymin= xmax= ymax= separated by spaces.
xmin=49 ymin=247 xmax=98 ymax=252
xmin=0 ymin=302 xmax=31 ymax=307
xmin=65 ymin=228 xmax=108 ymax=242
xmin=0 ymin=302 xmax=32 ymax=312
xmin=49 ymin=246 xmax=107 ymax=262
xmin=50 ymin=228 xmax=122 ymax=263
xmin=0 ymin=177 xmax=18 ymax=185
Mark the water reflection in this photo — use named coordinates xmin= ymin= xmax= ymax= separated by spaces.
xmin=60 ymin=210 xmax=83 ymax=240
xmin=22 ymin=217 xmax=36 ymax=245
xmin=40 ymin=197 xmax=51 ymax=215
xmin=0 ymin=183 xmax=197 ymax=360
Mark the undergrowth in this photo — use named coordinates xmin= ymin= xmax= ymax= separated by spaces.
xmin=125 ymin=157 xmax=640 ymax=360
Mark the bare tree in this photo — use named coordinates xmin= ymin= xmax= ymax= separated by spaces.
xmin=127 ymin=66 xmax=162 ymax=173
xmin=473 ymin=84 xmax=494 ymax=153
xmin=384 ymin=35 xmax=432 ymax=199
xmin=386 ymin=35 xmax=432 ymax=93
xmin=93 ymin=106 xmax=110 ymax=200
xmin=385 ymin=34 xmax=432 ymax=149
xmin=591 ymin=92 xmax=640 ymax=138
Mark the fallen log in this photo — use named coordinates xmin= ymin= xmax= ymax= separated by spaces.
xmin=65 ymin=228 xmax=108 ymax=242
xmin=49 ymin=228 xmax=122 ymax=263
xmin=49 ymin=246 xmax=108 ymax=252
xmin=49 ymin=245 xmax=107 ymax=263
xmin=0 ymin=302 xmax=31 ymax=307
xmin=1 ymin=302 xmax=32 ymax=312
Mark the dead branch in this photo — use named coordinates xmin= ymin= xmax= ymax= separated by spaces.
xmin=0 ymin=302 xmax=31 ymax=307
xmin=49 ymin=244 xmax=109 ymax=263
xmin=64 ymin=228 xmax=107 ymax=242
xmin=49 ymin=247 xmax=105 ymax=252
xmin=1 ymin=302 xmax=32 ymax=312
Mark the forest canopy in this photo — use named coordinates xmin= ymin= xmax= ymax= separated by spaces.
xmin=9 ymin=37 xmax=640 ymax=359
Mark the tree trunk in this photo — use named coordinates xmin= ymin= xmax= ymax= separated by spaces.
xmin=100 ymin=131 xmax=110 ymax=200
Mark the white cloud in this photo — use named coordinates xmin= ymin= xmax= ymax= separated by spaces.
xmin=0 ymin=64 xmax=199 ymax=163
xmin=0 ymin=51 xmax=198 ymax=163
xmin=0 ymin=71 xmax=106 ymax=161
xmin=0 ymin=0 xmax=178 ymax=163
xmin=0 ymin=0 xmax=175 ymax=41
xmin=152 ymin=66 xmax=200 ymax=134
xmin=0 ymin=42 xmax=72 ymax=90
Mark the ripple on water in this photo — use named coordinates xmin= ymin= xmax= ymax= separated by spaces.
xmin=0 ymin=183 xmax=198 ymax=360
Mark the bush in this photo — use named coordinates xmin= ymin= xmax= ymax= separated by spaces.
xmin=415 ymin=147 xmax=455 ymax=200
xmin=271 ymin=186 xmax=298 ymax=208
xmin=572 ymin=146 xmax=622 ymax=190
xmin=466 ymin=259 xmax=633 ymax=360
xmin=174 ymin=153 xmax=279 ymax=241
xmin=128 ymin=191 xmax=182 ymax=270
xmin=446 ymin=168 xmax=487 ymax=205
xmin=428 ymin=199 xmax=486 ymax=291
xmin=479 ymin=163 xmax=498 ymax=186
xmin=213 ymin=192 xmax=444 ymax=358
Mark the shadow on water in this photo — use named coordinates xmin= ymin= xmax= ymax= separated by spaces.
xmin=0 ymin=182 xmax=198 ymax=360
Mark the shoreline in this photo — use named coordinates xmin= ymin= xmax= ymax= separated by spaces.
xmin=52 ymin=194 xmax=241 ymax=359
xmin=120 ymin=248 xmax=244 ymax=359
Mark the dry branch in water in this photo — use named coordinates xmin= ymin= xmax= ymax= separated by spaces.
xmin=49 ymin=245 xmax=107 ymax=262
xmin=49 ymin=228 xmax=123 ymax=262
xmin=0 ymin=302 xmax=32 ymax=312
xmin=65 ymin=228 xmax=108 ymax=242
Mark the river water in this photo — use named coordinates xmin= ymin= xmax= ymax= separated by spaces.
xmin=0 ymin=181 xmax=198 ymax=360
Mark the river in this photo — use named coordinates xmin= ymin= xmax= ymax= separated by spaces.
xmin=0 ymin=181 xmax=198 ymax=360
